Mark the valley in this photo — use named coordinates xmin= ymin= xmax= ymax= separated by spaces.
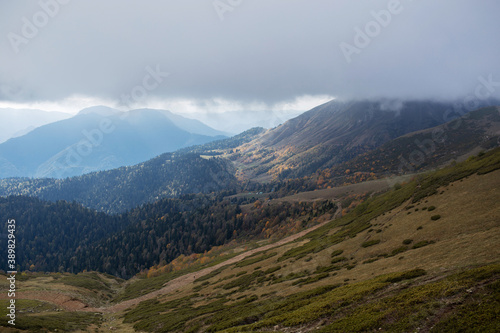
xmin=0 ymin=146 xmax=499 ymax=332
xmin=2 ymin=2 xmax=499 ymax=332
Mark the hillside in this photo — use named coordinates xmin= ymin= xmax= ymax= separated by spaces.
xmin=278 ymin=105 xmax=500 ymax=192
xmin=0 ymin=196 xmax=125 ymax=272
xmin=0 ymin=128 xmax=269 ymax=214
xmin=0 ymin=107 xmax=226 ymax=179
xmin=328 ymin=106 xmax=500 ymax=176
xmin=1 ymin=148 xmax=498 ymax=332
xmin=230 ymin=99 xmax=498 ymax=181
xmin=0 ymin=153 xmax=237 ymax=214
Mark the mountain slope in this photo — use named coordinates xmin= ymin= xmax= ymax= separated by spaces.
xmin=0 ymin=108 xmax=71 ymax=144
xmin=3 ymin=146 xmax=498 ymax=332
xmin=0 ymin=128 xmax=268 ymax=214
xmin=335 ymin=106 xmax=500 ymax=174
xmin=114 ymin=147 xmax=500 ymax=332
xmin=0 ymin=196 xmax=125 ymax=272
xmin=0 ymin=153 xmax=237 ymax=214
xmin=279 ymin=106 xmax=500 ymax=192
xmin=232 ymin=99 xmax=498 ymax=181
xmin=0 ymin=107 xmax=226 ymax=178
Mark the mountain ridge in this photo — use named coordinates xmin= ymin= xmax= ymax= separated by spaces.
xmin=0 ymin=108 xmax=227 ymax=179
xmin=230 ymin=99 xmax=500 ymax=181
xmin=0 ymin=108 xmax=71 ymax=144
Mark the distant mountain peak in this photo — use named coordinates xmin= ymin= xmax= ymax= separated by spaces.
xmin=0 ymin=106 xmax=228 ymax=179
xmin=77 ymin=105 xmax=122 ymax=117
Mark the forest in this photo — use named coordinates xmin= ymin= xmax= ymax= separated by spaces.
xmin=0 ymin=193 xmax=336 ymax=278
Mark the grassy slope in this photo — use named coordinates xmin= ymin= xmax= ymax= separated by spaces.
xmin=1 ymin=148 xmax=499 ymax=332
xmin=0 ymin=272 xmax=124 ymax=331
xmin=121 ymin=148 xmax=500 ymax=332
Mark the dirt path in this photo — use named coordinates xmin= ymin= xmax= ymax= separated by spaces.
xmin=102 ymin=219 xmax=331 ymax=313
xmin=7 ymin=218 xmax=333 ymax=315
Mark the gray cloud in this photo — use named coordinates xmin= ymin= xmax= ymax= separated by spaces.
xmin=1 ymin=0 xmax=499 ymax=108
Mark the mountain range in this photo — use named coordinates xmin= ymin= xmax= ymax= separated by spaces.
xmin=0 ymin=98 xmax=499 ymax=332
xmin=1 ymin=99 xmax=499 ymax=213
xmin=0 ymin=108 xmax=71 ymax=144
xmin=0 ymin=106 xmax=227 ymax=179
xmin=0 ymin=144 xmax=498 ymax=332
xmin=228 ymin=99 xmax=498 ymax=181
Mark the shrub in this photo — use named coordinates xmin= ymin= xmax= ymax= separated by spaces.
xmin=390 ymin=246 xmax=408 ymax=256
xmin=331 ymin=256 xmax=348 ymax=264
xmin=412 ymin=240 xmax=435 ymax=249
xmin=385 ymin=268 xmax=427 ymax=283
xmin=264 ymin=266 xmax=281 ymax=275
xmin=292 ymin=272 xmax=330 ymax=286
xmin=427 ymin=206 xmax=436 ymax=211
xmin=431 ymin=214 xmax=441 ymax=221
xmin=361 ymin=239 xmax=381 ymax=248
xmin=331 ymin=249 xmax=344 ymax=257
xmin=363 ymin=258 xmax=379 ymax=264
xmin=402 ymin=239 xmax=413 ymax=245
xmin=235 ymin=252 xmax=277 ymax=268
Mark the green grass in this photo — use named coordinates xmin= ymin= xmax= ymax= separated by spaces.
xmin=276 ymin=149 xmax=500 ymax=264
xmin=0 ymin=312 xmax=102 ymax=332
xmin=0 ymin=299 xmax=59 ymax=314
xmin=121 ymin=263 xmax=500 ymax=333
xmin=51 ymin=272 xmax=112 ymax=292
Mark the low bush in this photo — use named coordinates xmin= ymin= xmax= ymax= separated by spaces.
xmin=361 ymin=239 xmax=381 ymax=248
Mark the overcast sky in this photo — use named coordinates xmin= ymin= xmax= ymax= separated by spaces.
xmin=0 ymin=0 xmax=499 ymax=115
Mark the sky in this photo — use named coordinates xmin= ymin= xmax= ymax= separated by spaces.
xmin=0 ymin=0 xmax=499 ymax=116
